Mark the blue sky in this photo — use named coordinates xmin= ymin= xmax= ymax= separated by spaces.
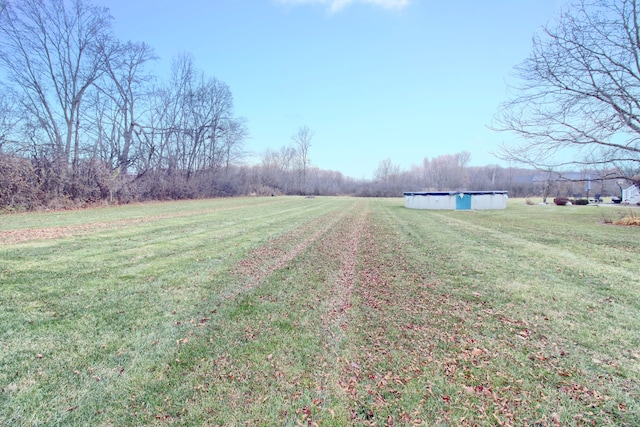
xmin=105 ymin=0 xmax=563 ymax=179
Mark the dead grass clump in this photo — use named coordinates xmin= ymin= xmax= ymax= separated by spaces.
xmin=613 ymin=215 xmax=640 ymax=226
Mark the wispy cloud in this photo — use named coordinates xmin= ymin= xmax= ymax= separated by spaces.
xmin=277 ymin=0 xmax=410 ymax=13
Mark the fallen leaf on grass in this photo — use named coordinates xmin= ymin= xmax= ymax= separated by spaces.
xmin=462 ymin=386 xmax=475 ymax=394
xmin=471 ymin=348 xmax=483 ymax=357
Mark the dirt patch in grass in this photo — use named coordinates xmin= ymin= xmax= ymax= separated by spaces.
xmin=0 ymin=220 xmax=147 ymax=243
xmin=229 ymin=203 xmax=360 ymax=300
xmin=0 ymin=199 xmax=283 ymax=244
xmin=614 ymin=215 xmax=640 ymax=226
xmin=321 ymin=208 xmax=367 ymax=338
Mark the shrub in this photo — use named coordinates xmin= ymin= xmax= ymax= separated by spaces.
xmin=553 ymin=197 xmax=570 ymax=205
xmin=573 ymin=199 xmax=589 ymax=205
xmin=0 ymin=154 xmax=42 ymax=210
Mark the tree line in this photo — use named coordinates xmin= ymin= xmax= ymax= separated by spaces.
xmin=362 ymin=153 xmax=625 ymax=200
xmin=0 ymin=0 xmax=251 ymax=208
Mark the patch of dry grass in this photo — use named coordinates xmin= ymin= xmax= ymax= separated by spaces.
xmin=614 ymin=214 xmax=640 ymax=226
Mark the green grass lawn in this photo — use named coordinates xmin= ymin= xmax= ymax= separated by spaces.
xmin=1 ymin=197 xmax=638 ymax=426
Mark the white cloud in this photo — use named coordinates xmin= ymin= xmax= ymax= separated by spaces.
xmin=277 ymin=0 xmax=410 ymax=12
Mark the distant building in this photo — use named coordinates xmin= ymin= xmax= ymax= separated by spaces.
xmin=622 ymin=184 xmax=640 ymax=204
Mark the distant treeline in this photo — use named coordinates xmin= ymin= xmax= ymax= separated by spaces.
xmin=0 ymin=147 xmax=626 ymax=211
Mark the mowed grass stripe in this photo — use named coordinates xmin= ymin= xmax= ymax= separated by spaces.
xmin=369 ymin=199 xmax=639 ymax=425
xmin=0 ymin=197 xmax=358 ymax=426
xmin=0 ymin=196 xmax=322 ymax=244
xmin=391 ymin=204 xmax=640 ymax=361
xmin=88 ymin=199 xmax=370 ymax=425
xmin=0 ymin=197 xmax=290 ymax=232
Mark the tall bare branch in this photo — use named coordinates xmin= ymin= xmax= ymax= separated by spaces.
xmin=494 ymin=0 xmax=640 ymax=182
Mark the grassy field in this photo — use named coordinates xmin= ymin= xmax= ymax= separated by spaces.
xmin=0 ymin=197 xmax=638 ymax=426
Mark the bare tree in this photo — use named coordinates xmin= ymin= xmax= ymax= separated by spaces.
xmin=494 ymin=0 xmax=640 ymax=182
xmin=94 ymin=40 xmax=156 ymax=174
xmin=138 ymin=54 xmax=196 ymax=179
xmin=183 ymin=75 xmax=234 ymax=177
xmin=422 ymin=151 xmax=471 ymax=190
xmin=0 ymin=89 xmax=20 ymax=152
xmin=291 ymin=125 xmax=313 ymax=193
xmin=0 ymin=0 xmax=113 ymax=190
xmin=255 ymin=144 xmax=307 ymax=194
xmin=148 ymin=54 xmax=237 ymax=180
xmin=258 ymin=148 xmax=282 ymax=192
xmin=372 ymin=158 xmax=402 ymax=196
xmin=220 ymin=117 xmax=249 ymax=173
